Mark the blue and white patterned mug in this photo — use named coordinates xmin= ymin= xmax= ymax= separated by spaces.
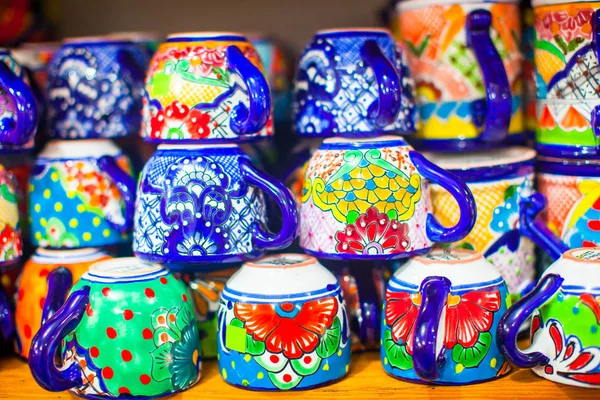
xmin=47 ymin=37 xmax=149 ymax=139
xmin=133 ymin=144 xmax=298 ymax=268
xmin=293 ymin=28 xmax=418 ymax=138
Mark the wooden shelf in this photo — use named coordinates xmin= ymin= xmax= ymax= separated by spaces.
xmin=1 ymin=350 xmax=597 ymax=399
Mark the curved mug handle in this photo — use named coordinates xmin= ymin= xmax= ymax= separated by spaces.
xmin=0 ymin=286 xmax=14 ymax=340
xmin=360 ymin=40 xmax=402 ymax=129
xmin=466 ymin=9 xmax=511 ymax=143
xmin=97 ymin=156 xmax=136 ymax=233
xmin=410 ymin=151 xmax=477 ymax=243
xmin=28 ymin=286 xmax=90 ymax=392
xmin=498 ymin=273 xmax=564 ymax=367
xmin=226 ymin=45 xmax=271 ymax=136
xmin=42 ymin=267 xmax=73 ymax=324
xmin=412 ymin=276 xmax=452 ymax=381
xmin=518 ymin=192 xmax=569 ymax=261
xmin=0 ymin=61 xmax=38 ymax=146
xmin=239 ymin=158 xmax=298 ymax=251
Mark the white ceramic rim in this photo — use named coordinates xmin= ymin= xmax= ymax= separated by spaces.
xmin=62 ymin=36 xmax=130 ymax=44
xmin=563 ymin=247 xmax=600 ymax=263
xmin=167 ymin=32 xmax=247 ymax=40
xmin=157 ymin=143 xmax=239 ymax=150
xmin=532 ymin=0 xmax=594 ymax=7
xmin=35 ymin=247 xmax=102 ymax=258
xmin=38 ymin=139 xmax=122 ymax=159
xmin=87 ymin=257 xmax=163 ymax=278
xmin=413 ymin=248 xmax=484 ymax=265
xmin=323 ymin=134 xmax=404 ymax=144
xmin=244 ymin=254 xmax=317 ymax=269
xmin=316 ymin=27 xmax=392 ymax=35
xmin=423 ymin=146 xmax=537 ymax=170
xmin=397 ymin=0 xmax=518 ymax=12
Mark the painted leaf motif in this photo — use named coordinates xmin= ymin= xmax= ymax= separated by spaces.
xmin=451 ymin=331 xmax=492 ymax=368
xmin=255 ymin=351 xmax=288 ymax=373
xmin=316 ymin=316 xmax=341 ymax=359
xmin=290 ymin=351 xmax=322 ymax=376
xmin=457 ymin=242 xmax=475 ymax=251
xmin=504 ymin=185 xmax=517 ymax=202
xmin=150 ymin=341 xmax=174 ymax=383
xmin=268 ymin=363 xmax=303 ymax=390
xmin=246 ymin=333 xmax=266 ymax=355
xmin=383 ymin=329 xmax=413 ymax=370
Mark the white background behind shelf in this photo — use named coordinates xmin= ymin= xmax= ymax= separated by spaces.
xmin=58 ymin=0 xmax=390 ymax=53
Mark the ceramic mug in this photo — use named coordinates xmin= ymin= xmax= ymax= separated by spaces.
xmin=499 ymin=248 xmax=600 ymax=388
xmin=142 ymin=32 xmax=272 ymax=143
xmin=217 ymin=253 xmax=351 ymax=390
xmin=397 ymin=0 xmax=523 ymax=151
xmin=29 ymin=257 xmax=202 ymax=398
xmin=382 ymin=248 xmax=511 ymax=384
xmin=47 ymin=37 xmax=149 ymax=139
xmin=133 ymin=144 xmax=298 ymax=266
xmin=29 ymin=139 xmax=136 ymax=249
xmin=0 ymin=48 xmax=38 ymax=152
xmin=293 ymin=28 xmax=418 ymax=138
xmin=0 ymin=163 xmax=22 ymax=265
xmin=14 ymin=247 xmax=111 ymax=358
xmin=109 ymin=31 xmax=161 ymax=59
xmin=426 ymin=147 xmax=541 ymax=299
xmin=299 ymin=135 xmax=476 ymax=260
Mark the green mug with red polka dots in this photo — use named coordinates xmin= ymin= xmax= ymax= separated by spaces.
xmin=28 ymin=257 xmax=202 ymax=399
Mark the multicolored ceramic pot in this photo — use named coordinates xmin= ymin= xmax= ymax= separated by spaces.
xmin=217 ymin=253 xmax=351 ymax=390
xmin=397 ymin=0 xmax=524 ymax=151
xmin=426 ymin=147 xmax=540 ymax=299
xmin=47 ymin=37 xmax=149 ymax=139
xmin=499 ymin=247 xmax=600 ymax=388
xmin=134 ymin=144 xmax=297 ymax=267
xmin=142 ymin=32 xmax=272 ymax=143
xmin=0 ymin=48 xmax=38 ymax=152
xmin=0 ymin=163 xmax=22 ymax=265
xmin=300 ymin=135 xmax=476 ymax=260
xmin=29 ymin=139 xmax=136 ymax=249
xmin=14 ymin=247 xmax=111 ymax=359
xmin=382 ymin=248 xmax=511 ymax=384
xmin=293 ymin=28 xmax=417 ymax=138
xmin=29 ymin=257 xmax=202 ymax=398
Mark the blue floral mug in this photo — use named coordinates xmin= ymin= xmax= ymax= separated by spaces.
xmin=47 ymin=37 xmax=149 ymax=139
xmin=133 ymin=144 xmax=298 ymax=267
xmin=293 ymin=28 xmax=418 ymax=138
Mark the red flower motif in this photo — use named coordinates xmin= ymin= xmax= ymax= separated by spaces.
xmin=0 ymin=224 xmax=21 ymax=257
xmin=234 ymin=297 xmax=338 ymax=359
xmin=385 ymin=290 xmax=421 ymax=354
xmin=195 ymin=46 xmax=226 ymax=75
xmin=335 ymin=207 xmax=410 ymax=255
xmin=165 ymin=100 xmax=190 ymax=120
xmin=185 ymin=109 xmax=211 ymax=139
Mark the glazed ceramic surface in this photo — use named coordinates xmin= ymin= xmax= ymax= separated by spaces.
xmin=0 ymin=163 xmax=22 ymax=265
xmin=29 ymin=140 xmax=136 ymax=249
xmin=537 ymin=157 xmax=600 ymax=249
xmin=293 ymin=28 xmax=417 ymax=138
xmin=2 ymin=153 xmax=32 ymax=242
xmin=0 ymin=48 xmax=38 ymax=152
xmin=499 ymin=248 xmax=600 ymax=388
xmin=47 ymin=37 xmax=149 ymax=139
xmin=29 ymin=257 xmax=202 ymax=398
xmin=142 ymin=32 xmax=272 ymax=143
xmin=397 ymin=0 xmax=524 ymax=151
xmin=109 ymin=31 xmax=161 ymax=59
xmin=382 ymin=248 xmax=511 ymax=384
xmin=300 ymin=135 xmax=476 ymax=260
xmin=134 ymin=144 xmax=298 ymax=266
xmin=426 ymin=147 xmax=537 ymax=299
xmin=217 ymin=253 xmax=351 ymax=390
xmin=14 ymin=247 xmax=111 ymax=358
xmin=522 ymin=5 xmax=538 ymax=137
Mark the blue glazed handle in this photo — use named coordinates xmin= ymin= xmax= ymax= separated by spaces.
xmin=41 ymin=267 xmax=73 ymax=324
xmin=498 ymin=273 xmax=563 ymax=368
xmin=97 ymin=156 xmax=136 ymax=233
xmin=413 ymin=276 xmax=451 ymax=381
xmin=410 ymin=151 xmax=477 ymax=243
xmin=239 ymin=158 xmax=298 ymax=251
xmin=518 ymin=193 xmax=569 ymax=261
xmin=466 ymin=9 xmax=511 ymax=143
xmin=0 ymin=61 xmax=37 ymax=146
xmin=0 ymin=287 xmax=14 ymax=340
xmin=360 ymin=40 xmax=401 ymax=128
xmin=28 ymin=286 xmax=90 ymax=392
xmin=226 ymin=45 xmax=271 ymax=136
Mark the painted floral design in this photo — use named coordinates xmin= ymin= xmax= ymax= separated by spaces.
xmin=384 ymin=291 xmax=421 ymax=354
xmin=0 ymin=224 xmax=21 ymax=261
xmin=195 ymin=46 xmax=226 ymax=75
xmin=39 ymin=217 xmax=79 ymax=248
xmin=149 ymin=101 xmax=212 ymax=139
xmin=335 ymin=207 xmax=410 ymax=255
xmin=536 ymin=8 xmax=594 ymax=43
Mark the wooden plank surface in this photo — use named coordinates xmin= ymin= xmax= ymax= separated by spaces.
xmin=1 ymin=350 xmax=597 ymax=399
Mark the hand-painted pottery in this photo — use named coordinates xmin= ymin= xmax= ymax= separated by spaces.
xmin=14 ymin=247 xmax=111 ymax=358
xmin=183 ymin=264 xmax=239 ymax=359
xmin=0 ymin=163 xmax=22 ymax=265
xmin=397 ymin=0 xmax=524 ymax=151
xmin=1 ymin=153 xmax=32 ymax=246
xmin=499 ymin=247 xmax=600 ymax=388
xmin=29 ymin=257 xmax=202 ymax=398
xmin=522 ymin=3 xmax=538 ymax=140
xmin=293 ymin=28 xmax=417 ymax=138
xmin=300 ymin=135 xmax=476 ymax=260
xmin=109 ymin=31 xmax=161 ymax=59
xmin=218 ymin=253 xmax=351 ymax=390
xmin=12 ymin=42 xmax=59 ymax=91
xmin=382 ymin=248 xmax=511 ymax=384
xmin=134 ymin=144 xmax=298 ymax=266
xmin=141 ymin=32 xmax=272 ymax=143
xmin=426 ymin=147 xmax=539 ymax=300
xmin=47 ymin=37 xmax=149 ymax=139
xmin=0 ymin=48 xmax=38 ymax=152
xmin=29 ymin=139 xmax=136 ymax=249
